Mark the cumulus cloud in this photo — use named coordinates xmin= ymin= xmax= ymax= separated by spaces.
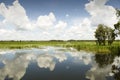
xmin=0 ymin=0 xmax=119 ymax=40
xmin=0 ymin=29 xmax=35 ymax=40
xmin=0 ymin=0 xmax=70 ymax=40
xmin=63 ymin=18 xmax=94 ymax=40
xmin=55 ymin=21 xmax=67 ymax=30
xmin=0 ymin=0 xmax=33 ymax=30
xmin=85 ymin=0 xmax=118 ymax=28
xmin=36 ymin=12 xmax=56 ymax=30
xmin=0 ymin=0 xmax=58 ymax=31
xmin=62 ymin=0 xmax=119 ymax=40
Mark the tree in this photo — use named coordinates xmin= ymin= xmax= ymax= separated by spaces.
xmin=95 ymin=24 xmax=107 ymax=45
xmin=114 ymin=8 xmax=120 ymax=36
xmin=116 ymin=8 xmax=120 ymax=17
xmin=95 ymin=24 xmax=116 ymax=45
xmin=114 ymin=21 xmax=120 ymax=36
xmin=106 ymin=27 xmax=116 ymax=45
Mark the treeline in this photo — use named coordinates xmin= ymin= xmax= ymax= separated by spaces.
xmin=0 ymin=40 xmax=96 ymax=42
xmin=0 ymin=40 xmax=120 ymax=42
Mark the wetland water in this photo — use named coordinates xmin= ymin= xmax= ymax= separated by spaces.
xmin=0 ymin=47 xmax=120 ymax=80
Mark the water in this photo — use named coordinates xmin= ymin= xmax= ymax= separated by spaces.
xmin=0 ymin=47 xmax=120 ymax=80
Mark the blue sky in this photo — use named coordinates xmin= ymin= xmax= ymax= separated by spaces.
xmin=0 ymin=0 xmax=89 ymax=19
xmin=0 ymin=0 xmax=119 ymax=19
xmin=0 ymin=0 xmax=120 ymax=40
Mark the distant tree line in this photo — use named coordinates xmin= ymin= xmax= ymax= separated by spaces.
xmin=95 ymin=8 xmax=120 ymax=46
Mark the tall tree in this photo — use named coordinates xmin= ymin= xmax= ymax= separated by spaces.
xmin=95 ymin=24 xmax=107 ymax=45
xmin=95 ymin=24 xmax=116 ymax=45
xmin=106 ymin=27 xmax=116 ymax=45
xmin=116 ymin=8 xmax=120 ymax=17
xmin=114 ymin=8 xmax=120 ymax=36
xmin=114 ymin=21 xmax=120 ymax=35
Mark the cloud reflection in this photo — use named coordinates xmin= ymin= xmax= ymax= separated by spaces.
xmin=86 ymin=54 xmax=120 ymax=80
xmin=0 ymin=48 xmax=70 ymax=80
xmin=37 ymin=54 xmax=55 ymax=71
xmin=0 ymin=47 xmax=113 ymax=80
xmin=86 ymin=64 xmax=112 ymax=80
xmin=54 ymin=53 xmax=67 ymax=62
xmin=0 ymin=53 xmax=30 ymax=80
xmin=69 ymin=51 xmax=93 ymax=65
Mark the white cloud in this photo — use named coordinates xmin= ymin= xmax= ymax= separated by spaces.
xmin=85 ymin=0 xmax=118 ymax=28
xmin=63 ymin=18 xmax=94 ymax=40
xmin=0 ymin=0 xmax=33 ymax=30
xmin=61 ymin=0 xmax=119 ymax=40
xmin=36 ymin=12 xmax=56 ymax=30
xmin=0 ymin=0 xmax=119 ymax=40
xmin=55 ymin=21 xmax=67 ymax=30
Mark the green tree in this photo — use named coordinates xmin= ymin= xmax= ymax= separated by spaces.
xmin=95 ymin=24 xmax=116 ymax=45
xmin=114 ymin=21 xmax=120 ymax=35
xmin=114 ymin=8 xmax=120 ymax=36
xmin=95 ymin=24 xmax=107 ymax=45
xmin=116 ymin=8 xmax=120 ymax=17
xmin=106 ymin=27 xmax=116 ymax=45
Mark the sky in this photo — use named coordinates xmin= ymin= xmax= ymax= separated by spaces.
xmin=0 ymin=0 xmax=120 ymax=40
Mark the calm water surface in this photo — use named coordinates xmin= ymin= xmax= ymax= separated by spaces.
xmin=0 ymin=47 xmax=120 ymax=80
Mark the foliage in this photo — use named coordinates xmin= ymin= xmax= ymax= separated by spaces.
xmin=114 ymin=8 xmax=120 ymax=36
xmin=106 ymin=27 xmax=116 ymax=45
xmin=95 ymin=24 xmax=116 ymax=45
xmin=114 ymin=21 xmax=120 ymax=35
xmin=116 ymin=8 xmax=120 ymax=17
xmin=95 ymin=24 xmax=107 ymax=45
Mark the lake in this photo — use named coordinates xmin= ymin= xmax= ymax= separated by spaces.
xmin=0 ymin=47 xmax=120 ymax=80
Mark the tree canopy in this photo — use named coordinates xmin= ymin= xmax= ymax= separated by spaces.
xmin=114 ymin=8 xmax=120 ymax=36
xmin=95 ymin=24 xmax=107 ymax=45
xmin=114 ymin=21 xmax=120 ymax=35
xmin=95 ymin=24 xmax=116 ymax=45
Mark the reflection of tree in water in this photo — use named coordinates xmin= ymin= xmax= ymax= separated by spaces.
xmin=95 ymin=54 xmax=115 ymax=67
xmin=111 ymin=56 xmax=120 ymax=80
xmin=111 ymin=65 xmax=120 ymax=80
xmin=4 ymin=75 xmax=13 ymax=80
xmin=88 ymin=53 xmax=120 ymax=80
xmin=109 ymin=46 xmax=120 ymax=56
xmin=114 ymin=72 xmax=120 ymax=80
xmin=95 ymin=48 xmax=120 ymax=68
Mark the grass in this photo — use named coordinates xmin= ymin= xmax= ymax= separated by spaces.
xmin=63 ymin=41 xmax=120 ymax=53
xmin=0 ymin=41 xmax=66 ymax=49
xmin=0 ymin=40 xmax=120 ymax=53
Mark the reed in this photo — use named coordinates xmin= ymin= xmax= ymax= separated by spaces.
xmin=0 ymin=40 xmax=119 ymax=53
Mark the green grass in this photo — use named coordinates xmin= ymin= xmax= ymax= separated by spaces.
xmin=0 ymin=41 xmax=66 ymax=49
xmin=0 ymin=40 xmax=120 ymax=53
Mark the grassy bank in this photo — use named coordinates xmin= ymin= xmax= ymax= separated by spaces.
xmin=0 ymin=40 xmax=120 ymax=53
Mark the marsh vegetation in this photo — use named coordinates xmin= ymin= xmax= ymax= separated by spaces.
xmin=0 ymin=40 xmax=120 ymax=53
